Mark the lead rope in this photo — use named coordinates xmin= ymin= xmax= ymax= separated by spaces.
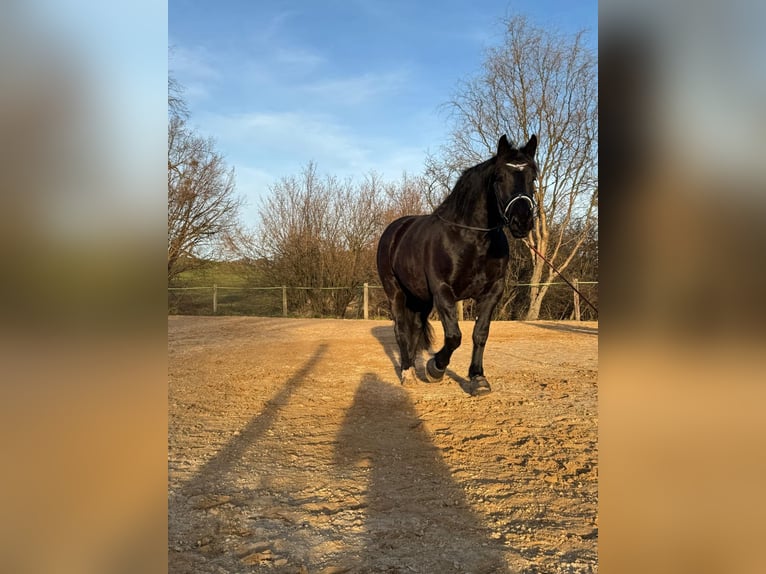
xmin=523 ymin=239 xmax=599 ymax=314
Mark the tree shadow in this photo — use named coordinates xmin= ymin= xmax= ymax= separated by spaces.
xmin=174 ymin=343 xmax=329 ymax=497
xmin=169 ymin=343 xmax=329 ymax=571
xmin=333 ymin=373 xmax=511 ymax=572
xmin=525 ymin=321 xmax=598 ymax=336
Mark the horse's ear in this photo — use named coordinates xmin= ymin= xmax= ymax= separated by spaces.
xmin=497 ymin=134 xmax=512 ymax=156
xmin=522 ymin=134 xmax=538 ymax=157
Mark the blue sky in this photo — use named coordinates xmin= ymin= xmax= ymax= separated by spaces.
xmin=170 ymin=0 xmax=597 ymax=224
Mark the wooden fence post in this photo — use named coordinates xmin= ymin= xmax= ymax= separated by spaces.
xmin=282 ymin=286 xmax=287 ymax=317
xmin=213 ymin=284 xmax=218 ymax=314
xmin=573 ymin=279 xmax=581 ymax=321
xmin=363 ymin=283 xmax=369 ymax=320
xmin=456 ymin=300 xmax=464 ymax=322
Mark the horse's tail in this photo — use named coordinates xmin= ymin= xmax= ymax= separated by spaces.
xmin=415 ymin=308 xmax=434 ymax=353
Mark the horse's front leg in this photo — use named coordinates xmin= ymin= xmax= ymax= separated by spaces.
xmin=426 ymin=285 xmax=461 ymax=382
xmin=467 ymin=281 xmax=505 ymax=394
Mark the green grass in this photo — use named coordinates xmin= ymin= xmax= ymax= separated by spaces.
xmin=172 ymin=260 xmax=255 ymax=288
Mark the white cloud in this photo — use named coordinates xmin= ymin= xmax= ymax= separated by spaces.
xmin=201 ymin=110 xmax=369 ymax=172
xmin=193 ymin=108 xmax=438 ymax=224
xmin=302 ymin=69 xmax=409 ymax=106
xmin=274 ymin=46 xmax=325 ymax=69
xmin=170 ymin=44 xmax=219 ymax=79
xmin=168 ymin=43 xmax=220 ymax=102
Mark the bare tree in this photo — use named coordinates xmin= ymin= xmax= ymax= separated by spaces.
xmin=253 ymin=164 xmax=440 ymax=317
xmin=380 ymin=172 xmax=432 ymax=220
xmin=168 ymin=74 xmax=188 ymax=121
xmin=440 ymin=16 xmax=598 ymax=320
xmin=167 ymin=114 xmax=241 ymax=282
xmin=254 ymin=163 xmax=388 ymax=316
xmin=167 ymin=72 xmax=243 ymax=282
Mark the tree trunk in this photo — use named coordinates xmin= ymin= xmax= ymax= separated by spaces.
xmin=525 ymin=283 xmax=551 ymax=321
xmin=524 ymin=231 xmax=548 ymax=320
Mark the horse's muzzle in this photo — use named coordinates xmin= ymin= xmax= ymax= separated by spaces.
xmin=504 ymin=194 xmax=535 ymax=238
xmin=508 ymin=210 xmax=534 ymax=238
xmin=509 ymin=220 xmax=530 ymax=238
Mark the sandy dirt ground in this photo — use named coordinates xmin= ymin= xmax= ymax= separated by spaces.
xmin=168 ymin=316 xmax=598 ymax=574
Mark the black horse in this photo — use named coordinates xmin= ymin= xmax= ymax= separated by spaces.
xmin=376 ymin=134 xmax=538 ymax=394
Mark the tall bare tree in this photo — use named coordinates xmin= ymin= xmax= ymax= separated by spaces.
xmin=167 ymin=103 xmax=241 ymax=282
xmin=168 ymin=75 xmax=188 ymax=121
xmin=439 ymin=16 xmax=598 ymax=320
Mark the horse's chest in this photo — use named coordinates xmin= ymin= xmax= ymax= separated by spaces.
xmin=442 ymin=242 xmax=508 ymax=296
xmin=460 ymin=256 xmax=507 ymax=290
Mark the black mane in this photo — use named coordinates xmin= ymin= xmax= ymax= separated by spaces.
xmin=433 ymin=157 xmax=496 ymax=222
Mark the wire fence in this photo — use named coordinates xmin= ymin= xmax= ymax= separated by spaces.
xmin=168 ymin=281 xmax=598 ymax=320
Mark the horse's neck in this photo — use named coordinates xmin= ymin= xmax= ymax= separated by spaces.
xmin=460 ymin=184 xmax=501 ymax=229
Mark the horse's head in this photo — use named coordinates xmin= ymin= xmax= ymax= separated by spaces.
xmin=493 ymin=134 xmax=538 ymax=238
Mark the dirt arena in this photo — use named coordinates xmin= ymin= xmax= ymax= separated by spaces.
xmin=168 ymin=316 xmax=598 ymax=574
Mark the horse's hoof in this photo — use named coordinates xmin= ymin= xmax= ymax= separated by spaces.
xmin=400 ymin=367 xmax=417 ymax=385
xmin=470 ymin=376 xmax=491 ymax=396
xmin=426 ymin=358 xmax=445 ymax=382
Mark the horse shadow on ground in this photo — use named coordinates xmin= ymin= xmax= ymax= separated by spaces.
xmin=525 ymin=322 xmax=598 ymax=336
xmin=333 ymin=372 xmax=511 ymax=572
xmin=370 ymin=325 xmax=475 ymax=396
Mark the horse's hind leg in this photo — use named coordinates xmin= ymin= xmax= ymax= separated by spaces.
xmin=391 ymin=291 xmax=418 ymax=384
